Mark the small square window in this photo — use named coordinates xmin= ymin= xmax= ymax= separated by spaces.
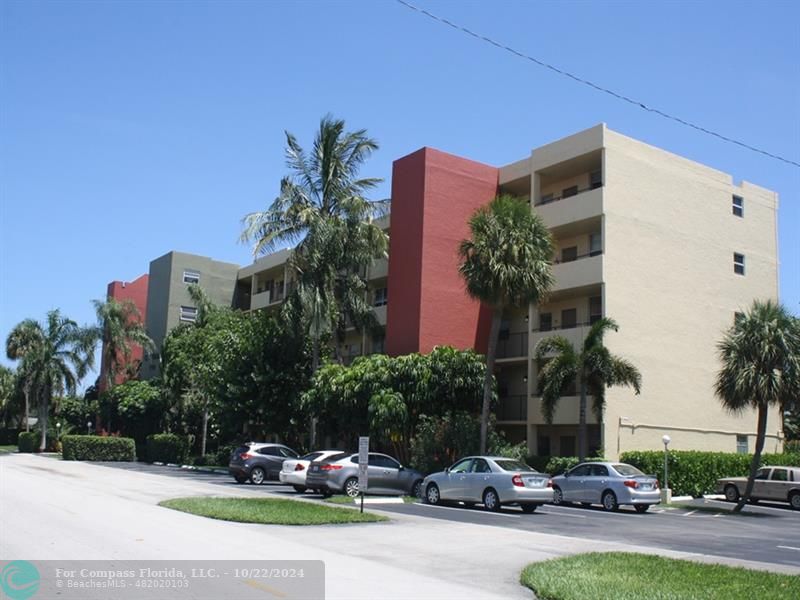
xmin=373 ymin=287 xmax=388 ymax=307
xmin=589 ymin=170 xmax=603 ymax=190
xmin=539 ymin=313 xmax=552 ymax=332
xmin=732 ymin=195 xmax=744 ymax=218
xmin=183 ymin=270 xmax=200 ymax=284
xmin=736 ymin=435 xmax=748 ymax=454
xmin=733 ymin=253 xmax=745 ymax=276
xmin=561 ymin=246 xmax=578 ymax=263
xmin=179 ymin=305 xmax=198 ymax=323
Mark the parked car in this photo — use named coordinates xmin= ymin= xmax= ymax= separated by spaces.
xmin=423 ymin=456 xmax=553 ymax=513
xmin=228 ymin=443 xmax=299 ymax=484
xmin=279 ymin=450 xmax=342 ymax=493
xmin=550 ymin=462 xmax=660 ymax=512
xmin=717 ymin=466 xmax=800 ymax=509
xmin=305 ymin=452 xmax=424 ymax=498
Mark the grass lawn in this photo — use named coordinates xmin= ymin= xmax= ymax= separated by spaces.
xmin=325 ymin=495 xmax=418 ymax=505
xmin=0 ymin=445 xmax=17 ymax=454
xmin=520 ymin=553 xmax=799 ymax=600
xmin=159 ymin=497 xmax=388 ymax=525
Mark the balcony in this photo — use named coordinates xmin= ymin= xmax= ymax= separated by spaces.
xmin=497 ymin=332 xmax=528 ymax=360
xmin=251 ymin=290 xmax=271 ymax=311
xmin=534 ymin=185 xmax=603 ymax=230
xmin=551 ymin=252 xmax=603 ymax=293
xmin=496 ymin=395 xmax=527 ymax=422
xmin=374 ymin=304 xmax=387 ymax=326
xmin=531 ymin=322 xmax=596 ymax=355
xmin=528 ymin=396 xmax=600 ymax=425
xmin=368 ymin=258 xmax=388 ymax=280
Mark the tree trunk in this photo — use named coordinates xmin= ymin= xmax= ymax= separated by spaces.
xmin=39 ymin=387 xmax=49 ymax=452
xmin=480 ymin=307 xmax=503 ymax=455
xmin=200 ymin=403 xmax=209 ymax=458
xmin=309 ymin=337 xmax=320 ymax=449
xmin=578 ymin=377 xmax=588 ymax=461
xmin=734 ymin=402 xmax=768 ymax=513
xmin=24 ymin=386 xmax=30 ymax=432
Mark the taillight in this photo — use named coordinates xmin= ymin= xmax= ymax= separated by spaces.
xmin=512 ymin=474 xmax=524 ymax=487
xmin=294 ymin=463 xmax=305 ymax=471
xmin=321 ymin=464 xmax=342 ymax=471
xmin=241 ymin=452 xmax=254 ymax=460
xmin=624 ymin=480 xmax=638 ymax=489
xmin=547 ymin=478 xmax=553 ymax=488
xmin=655 ymin=479 xmax=660 ymax=488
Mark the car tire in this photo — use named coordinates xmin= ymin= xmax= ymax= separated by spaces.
xmin=552 ymin=487 xmax=564 ymax=505
xmin=411 ymin=479 xmax=423 ymax=499
xmin=250 ymin=467 xmax=266 ymax=485
xmin=724 ymin=484 xmax=740 ymax=503
xmin=425 ymin=483 xmax=441 ymax=505
xmin=234 ymin=476 xmax=247 ymax=484
xmin=602 ymin=491 xmax=619 ymax=512
xmin=520 ymin=504 xmax=538 ymax=514
xmin=344 ymin=477 xmax=360 ymax=498
xmin=634 ymin=504 xmax=650 ymax=513
xmin=483 ymin=488 xmax=501 ymax=512
xmin=789 ymin=492 xmax=800 ymax=511
xmin=292 ymin=485 xmax=307 ymax=493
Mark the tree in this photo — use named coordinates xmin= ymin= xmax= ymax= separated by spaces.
xmin=715 ymin=300 xmax=800 ymax=512
xmin=458 ymin=194 xmax=554 ymax=454
xmin=92 ymin=298 xmax=154 ymax=393
xmin=5 ymin=311 xmax=97 ymax=451
xmin=535 ymin=318 xmax=642 ymax=460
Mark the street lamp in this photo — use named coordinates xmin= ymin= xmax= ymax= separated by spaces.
xmin=56 ymin=422 xmax=62 ymax=442
xmin=661 ymin=434 xmax=672 ymax=504
xmin=87 ymin=421 xmax=92 ymax=435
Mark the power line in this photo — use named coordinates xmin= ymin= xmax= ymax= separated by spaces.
xmin=395 ymin=0 xmax=800 ymax=169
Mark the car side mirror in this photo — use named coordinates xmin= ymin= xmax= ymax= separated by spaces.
xmin=444 ymin=467 xmax=450 ymax=473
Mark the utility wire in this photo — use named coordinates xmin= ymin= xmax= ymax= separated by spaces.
xmin=396 ymin=0 xmax=800 ymax=169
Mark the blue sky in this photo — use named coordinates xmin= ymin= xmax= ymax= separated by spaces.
xmin=1 ymin=1 xmax=798 ymax=382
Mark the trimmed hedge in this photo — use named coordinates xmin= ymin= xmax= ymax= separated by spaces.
xmin=619 ymin=450 xmax=800 ymax=498
xmin=545 ymin=456 xmax=606 ymax=475
xmin=146 ymin=433 xmax=189 ymax=464
xmin=17 ymin=431 xmax=38 ymax=453
xmin=62 ymin=435 xmax=136 ymax=461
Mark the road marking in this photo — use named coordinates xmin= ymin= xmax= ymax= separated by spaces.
xmin=682 ymin=510 xmax=698 ymax=517
xmin=777 ymin=545 xmax=800 ymax=552
xmin=415 ymin=504 xmax=520 ymax=518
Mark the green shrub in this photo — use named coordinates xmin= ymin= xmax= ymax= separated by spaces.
xmin=619 ymin=450 xmax=800 ymax=497
xmin=526 ymin=455 xmax=552 ymax=472
xmin=62 ymin=435 xmax=136 ymax=461
xmin=146 ymin=433 xmax=189 ymax=464
xmin=215 ymin=444 xmax=237 ymax=467
xmin=0 ymin=428 xmax=21 ymax=445
xmin=545 ymin=456 xmax=605 ymax=475
xmin=17 ymin=431 xmax=38 ymax=453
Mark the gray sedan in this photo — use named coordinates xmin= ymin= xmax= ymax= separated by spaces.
xmin=551 ymin=462 xmax=660 ymax=512
xmin=422 ymin=456 xmax=553 ymax=512
xmin=305 ymin=452 xmax=424 ymax=498
xmin=717 ymin=466 xmax=800 ymax=509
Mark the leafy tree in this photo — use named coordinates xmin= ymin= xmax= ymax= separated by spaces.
xmin=0 ymin=365 xmax=16 ymax=427
xmin=459 ymin=195 xmax=554 ymax=453
xmin=535 ymin=318 xmax=641 ymax=460
xmin=715 ymin=300 xmax=800 ymax=512
xmin=55 ymin=394 xmax=97 ymax=431
xmin=5 ymin=311 xmax=97 ymax=451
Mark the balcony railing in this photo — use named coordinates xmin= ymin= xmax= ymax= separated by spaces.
xmin=553 ymin=249 xmax=603 ymax=264
xmin=535 ymin=182 xmax=602 ymax=207
xmin=496 ymin=395 xmax=527 ymax=421
xmin=497 ymin=332 xmax=528 ymax=359
xmin=532 ymin=320 xmax=600 ymax=333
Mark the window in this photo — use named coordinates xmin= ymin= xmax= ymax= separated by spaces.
xmin=257 ymin=446 xmax=280 ymax=456
xmin=560 ymin=435 xmax=576 ymax=456
xmin=732 ymin=195 xmax=744 ymax=217
xmin=561 ymin=246 xmax=578 ymax=263
xmin=771 ymin=469 xmax=788 ymax=482
xmin=561 ymin=308 xmax=577 ymax=329
xmin=537 ymin=435 xmax=551 ymax=456
xmin=562 ymin=185 xmax=578 ymax=198
xmin=471 ymin=459 xmax=492 ymax=473
xmin=589 ymin=233 xmax=602 ymax=256
xmin=736 ymin=434 xmax=748 ymax=454
xmin=369 ymin=454 xmax=400 ymax=469
xmin=183 ymin=270 xmax=200 ymax=284
xmin=568 ymin=464 xmax=590 ymax=477
xmin=279 ymin=447 xmax=298 ymax=458
xmin=755 ymin=468 xmax=770 ymax=480
xmin=539 ymin=313 xmax=552 ymax=332
xmin=734 ymin=253 xmax=745 ymax=276
xmin=499 ymin=320 xmax=510 ymax=340
xmin=373 ymin=287 xmax=388 ymax=307
xmin=540 ymin=193 xmax=554 ymax=205
xmin=589 ymin=297 xmax=602 ymax=325
xmin=179 ymin=305 xmax=197 ymax=323
xmin=449 ymin=459 xmax=472 ymax=473
xmin=590 ymin=465 xmax=609 ymax=477
xmin=371 ymin=334 xmax=385 ymax=355
xmin=590 ymin=170 xmax=603 ymax=190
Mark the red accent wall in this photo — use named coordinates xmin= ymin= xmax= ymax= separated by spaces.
xmin=99 ymin=274 xmax=149 ymax=391
xmin=386 ymin=148 xmax=498 ymax=356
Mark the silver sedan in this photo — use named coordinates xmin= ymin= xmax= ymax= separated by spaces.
xmin=551 ymin=462 xmax=660 ymax=512
xmin=422 ymin=456 xmax=554 ymax=512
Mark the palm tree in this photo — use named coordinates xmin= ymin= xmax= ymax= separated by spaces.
xmin=93 ymin=298 xmax=154 ymax=392
xmin=6 ymin=311 xmax=97 ymax=451
xmin=459 ymin=194 xmax=554 ymax=454
xmin=535 ymin=318 xmax=641 ymax=460
xmin=0 ymin=365 xmax=16 ymax=427
xmin=715 ymin=300 xmax=800 ymax=512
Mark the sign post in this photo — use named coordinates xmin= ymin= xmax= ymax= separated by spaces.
xmin=358 ymin=436 xmax=369 ymax=513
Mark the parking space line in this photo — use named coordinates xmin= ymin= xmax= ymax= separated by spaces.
xmin=682 ymin=510 xmax=698 ymax=517
xmin=777 ymin=545 xmax=800 ymax=552
xmin=414 ymin=504 xmax=520 ymax=518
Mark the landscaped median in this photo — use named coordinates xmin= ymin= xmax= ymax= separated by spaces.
xmin=159 ymin=497 xmax=388 ymax=525
xmin=520 ymin=552 xmax=799 ymax=600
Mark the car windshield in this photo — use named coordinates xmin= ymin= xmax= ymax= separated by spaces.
xmin=612 ymin=464 xmax=645 ymax=477
xmin=494 ymin=460 xmax=536 ymax=472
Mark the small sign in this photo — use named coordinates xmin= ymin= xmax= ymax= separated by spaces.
xmin=358 ymin=436 xmax=369 ymax=494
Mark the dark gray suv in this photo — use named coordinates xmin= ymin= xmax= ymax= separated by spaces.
xmin=228 ymin=443 xmax=299 ymax=484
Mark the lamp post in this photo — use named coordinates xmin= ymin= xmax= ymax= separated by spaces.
xmin=56 ymin=422 xmax=62 ymax=442
xmin=87 ymin=421 xmax=92 ymax=435
xmin=661 ymin=434 xmax=672 ymax=504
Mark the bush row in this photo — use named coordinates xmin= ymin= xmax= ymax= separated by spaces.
xmin=62 ymin=435 xmax=136 ymax=461
xmin=619 ymin=450 xmax=800 ymax=497
xmin=17 ymin=431 xmax=39 ymax=453
xmin=1 ymin=428 xmax=21 ymax=445
xmin=145 ymin=433 xmax=189 ymax=464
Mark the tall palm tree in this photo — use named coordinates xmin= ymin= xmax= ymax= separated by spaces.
xmin=715 ymin=300 xmax=800 ymax=512
xmin=459 ymin=195 xmax=554 ymax=454
xmin=535 ymin=318 xmax=641 ymax=460
xmin=93 ymin=298 xmax=154 ymax=392
xmin=6 ymin=311 xmax=97 ymax=451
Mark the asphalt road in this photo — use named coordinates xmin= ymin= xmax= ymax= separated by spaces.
xmin=98 ymin=461 xmax=800 ymax=569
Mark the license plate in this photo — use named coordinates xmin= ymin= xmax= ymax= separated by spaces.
xmin=640 ymin=483 xmax=653 ymax=490
xmin=310 ymin=465 xmax=319 ymax=472
xmin=526 ymin=478 xmax=546 ymax=487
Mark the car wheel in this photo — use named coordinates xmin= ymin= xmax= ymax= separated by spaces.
xmin=292 ymin=485 xmax=307 ymax=493
xmin=602 ymin=491 xmax=619 ymax=512
xmin=483 ymin=488 xmax=501 ymax=512
xmin=724 ymin=484 xmax=740 ymax=503
xmin=789 ymin=492 xmax=800 ymax=510
xmin=344 ymin=477 xmax=360 ymax=498
xmin=249 ymin=467 xmax=266 ymax=485
xmin=634 ymin=504 xmax=650 ymax=513
xmin=520 ymin=504 xmax=538 ymax=514
xmin=552 ymin=487 xmax=564 ymax=505
xmin=411 ymin=479 xmax=423 ymax=499
xmin=425 ymin=483 xmax=441 ymax=505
